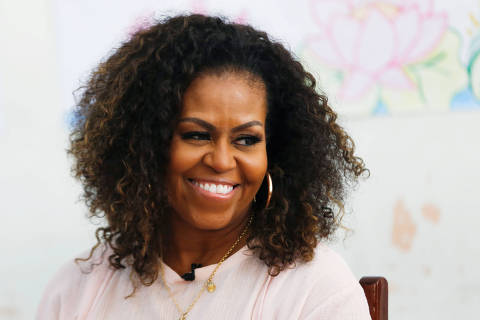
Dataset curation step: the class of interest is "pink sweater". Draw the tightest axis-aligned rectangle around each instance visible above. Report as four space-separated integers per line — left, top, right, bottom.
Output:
37 244 371 319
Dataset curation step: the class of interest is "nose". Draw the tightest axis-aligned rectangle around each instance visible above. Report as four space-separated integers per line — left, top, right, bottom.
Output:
203 139 236 172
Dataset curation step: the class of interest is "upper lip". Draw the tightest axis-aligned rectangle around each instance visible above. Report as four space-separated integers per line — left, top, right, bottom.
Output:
188 178 239 187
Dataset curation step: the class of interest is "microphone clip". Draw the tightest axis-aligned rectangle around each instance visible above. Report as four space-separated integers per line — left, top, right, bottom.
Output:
181 263 202 281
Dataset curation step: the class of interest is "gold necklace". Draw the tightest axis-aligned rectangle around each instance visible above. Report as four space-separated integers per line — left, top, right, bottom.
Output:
160 215 253 320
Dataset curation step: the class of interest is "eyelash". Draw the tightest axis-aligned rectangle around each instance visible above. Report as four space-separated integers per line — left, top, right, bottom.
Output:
181 131 210 141
180 131 262 146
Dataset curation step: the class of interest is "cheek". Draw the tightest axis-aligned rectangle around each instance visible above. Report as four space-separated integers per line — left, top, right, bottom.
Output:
166 139 199 192
240 150 268 188
168 138 200 172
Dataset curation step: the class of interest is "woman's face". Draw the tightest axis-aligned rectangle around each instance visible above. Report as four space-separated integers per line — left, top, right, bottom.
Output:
166 71 268 231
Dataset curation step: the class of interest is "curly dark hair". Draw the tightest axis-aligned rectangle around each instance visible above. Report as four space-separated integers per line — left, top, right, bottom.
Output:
69 14 367 294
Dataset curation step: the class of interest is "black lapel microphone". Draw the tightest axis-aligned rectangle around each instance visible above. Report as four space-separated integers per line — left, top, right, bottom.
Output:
181 263 202 281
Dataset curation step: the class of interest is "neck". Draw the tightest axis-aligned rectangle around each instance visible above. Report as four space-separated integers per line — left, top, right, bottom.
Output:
162 214 250 276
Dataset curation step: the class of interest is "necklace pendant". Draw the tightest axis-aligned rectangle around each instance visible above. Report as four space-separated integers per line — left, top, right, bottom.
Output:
206 280 216 293
179 314 187 320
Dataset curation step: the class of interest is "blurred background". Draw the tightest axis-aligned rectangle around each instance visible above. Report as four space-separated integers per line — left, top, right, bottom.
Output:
0 0 479 319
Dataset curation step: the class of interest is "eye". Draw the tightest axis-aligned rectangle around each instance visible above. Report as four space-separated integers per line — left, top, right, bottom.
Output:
234 135 262 146
181 131 211 141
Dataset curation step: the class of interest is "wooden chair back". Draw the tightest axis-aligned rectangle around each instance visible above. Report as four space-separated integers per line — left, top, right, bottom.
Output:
359 277 388 320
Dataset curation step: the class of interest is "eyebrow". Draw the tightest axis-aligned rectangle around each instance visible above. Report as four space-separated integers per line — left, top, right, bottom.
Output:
178 117 263 132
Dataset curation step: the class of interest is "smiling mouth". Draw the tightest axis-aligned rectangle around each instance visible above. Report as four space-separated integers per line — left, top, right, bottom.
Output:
187 179 239 195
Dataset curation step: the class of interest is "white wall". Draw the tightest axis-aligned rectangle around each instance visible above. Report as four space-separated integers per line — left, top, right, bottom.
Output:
0 0 479 319
0 1 96 319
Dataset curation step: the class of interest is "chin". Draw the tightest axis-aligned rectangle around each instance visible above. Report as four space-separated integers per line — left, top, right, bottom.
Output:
180 206 248 232
193 212 236 231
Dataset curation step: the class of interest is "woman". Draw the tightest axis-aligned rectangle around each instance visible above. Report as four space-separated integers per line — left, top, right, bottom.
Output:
37 14 370 319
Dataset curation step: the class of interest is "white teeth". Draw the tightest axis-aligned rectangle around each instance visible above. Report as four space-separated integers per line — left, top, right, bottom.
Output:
192 180 234 195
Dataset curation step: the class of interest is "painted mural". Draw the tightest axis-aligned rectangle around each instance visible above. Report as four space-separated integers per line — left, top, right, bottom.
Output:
300 0 480 116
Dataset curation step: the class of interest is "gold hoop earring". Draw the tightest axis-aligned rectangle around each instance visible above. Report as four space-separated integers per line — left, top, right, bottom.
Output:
265 172 273 209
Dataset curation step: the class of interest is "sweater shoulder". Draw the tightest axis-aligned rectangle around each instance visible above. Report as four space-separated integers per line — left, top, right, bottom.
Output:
260 243 369 319
36 245 116 319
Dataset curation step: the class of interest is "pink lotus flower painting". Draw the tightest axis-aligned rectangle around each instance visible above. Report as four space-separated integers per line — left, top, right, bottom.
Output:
302 0 471 115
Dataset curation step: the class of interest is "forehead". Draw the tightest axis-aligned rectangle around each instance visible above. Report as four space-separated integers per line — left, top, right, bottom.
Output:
180 72 267 125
